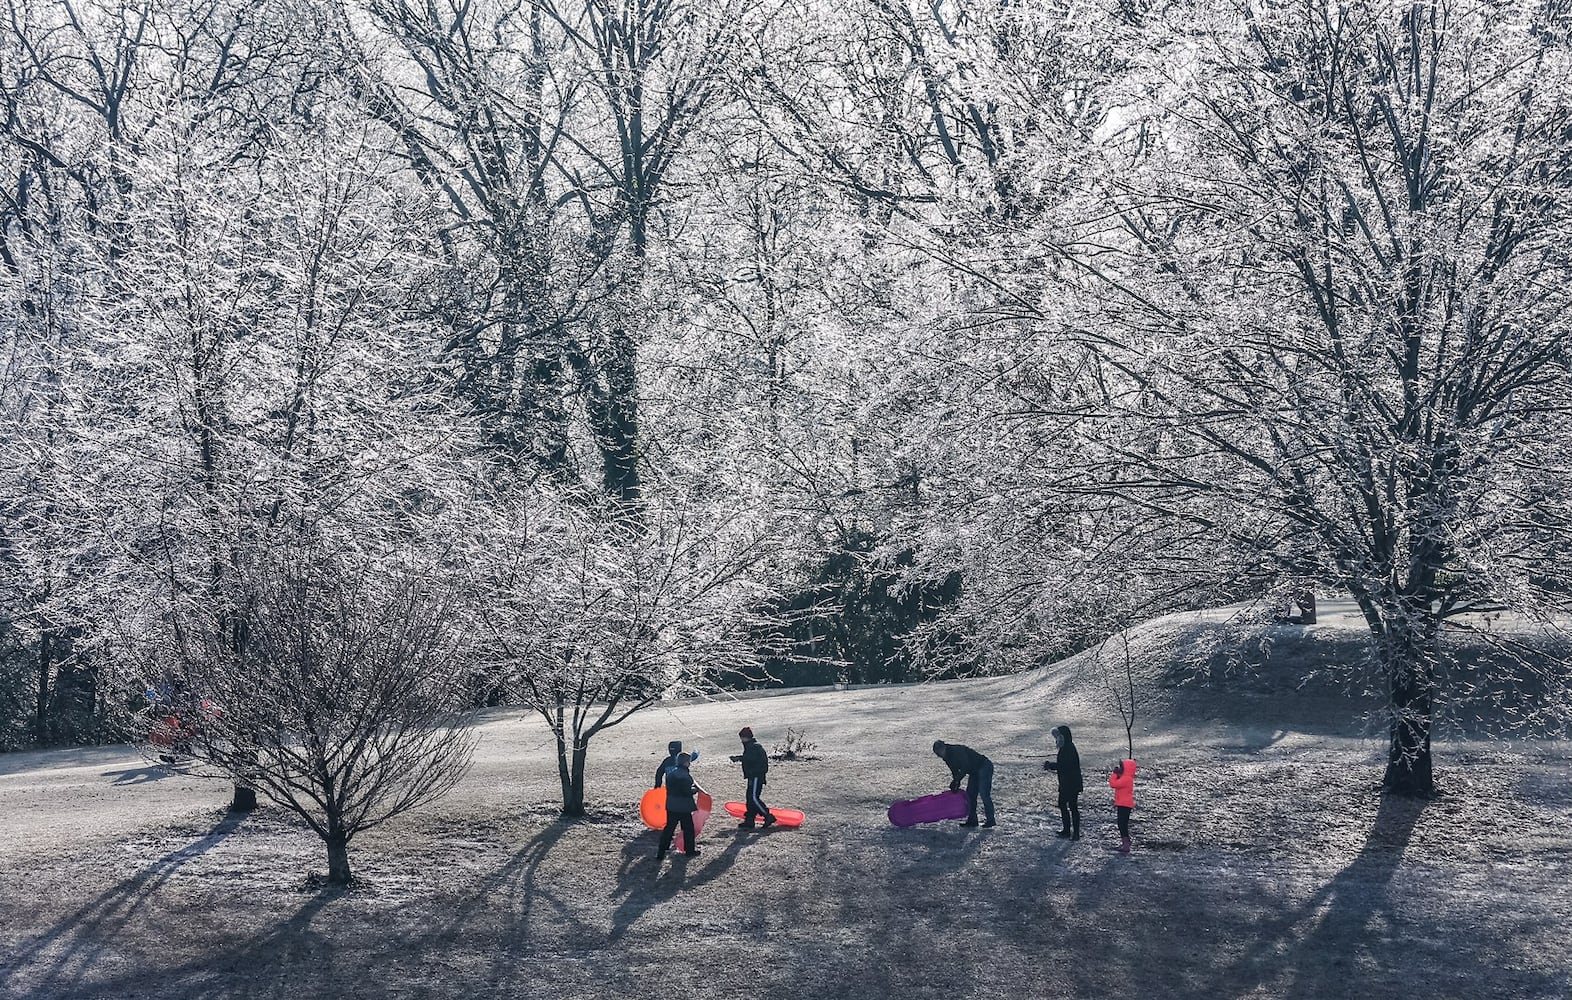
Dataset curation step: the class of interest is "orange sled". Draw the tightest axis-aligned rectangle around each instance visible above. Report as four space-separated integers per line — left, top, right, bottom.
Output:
640 787 712 851
723 801 805 827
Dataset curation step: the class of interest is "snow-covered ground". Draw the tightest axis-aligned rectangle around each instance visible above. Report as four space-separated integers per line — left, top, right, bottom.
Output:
1 622 1568 1000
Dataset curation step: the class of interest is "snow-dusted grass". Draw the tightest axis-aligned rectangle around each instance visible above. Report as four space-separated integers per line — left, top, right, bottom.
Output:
1 622 1568 1000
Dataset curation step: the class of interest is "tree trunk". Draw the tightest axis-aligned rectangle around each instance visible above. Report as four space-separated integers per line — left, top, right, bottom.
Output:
1381 610 1438 796
325 829 352 885
557 730 588 817
554 725 581 816
33 632 52 746
590 327 640 506
230 785 257 812
566 740 589 817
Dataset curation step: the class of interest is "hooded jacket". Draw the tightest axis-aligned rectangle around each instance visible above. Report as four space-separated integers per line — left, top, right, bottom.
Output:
1048 726 1083 795
1109 759 1137 808
654 748 698 788
664 765 699 814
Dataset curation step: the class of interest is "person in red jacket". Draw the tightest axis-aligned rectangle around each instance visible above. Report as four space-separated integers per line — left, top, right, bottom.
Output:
1109 759 1137 854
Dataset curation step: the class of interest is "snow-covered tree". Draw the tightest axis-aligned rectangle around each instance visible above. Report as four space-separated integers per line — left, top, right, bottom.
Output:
1055 1 1572 793
466 484 772 815
166 547 477 885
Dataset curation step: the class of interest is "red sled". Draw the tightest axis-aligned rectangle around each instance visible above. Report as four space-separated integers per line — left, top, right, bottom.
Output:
887 790 970 827
722 801 805 827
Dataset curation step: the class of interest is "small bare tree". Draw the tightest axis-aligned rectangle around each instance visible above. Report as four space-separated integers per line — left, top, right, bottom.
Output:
470 487 771 816
173 550 478 885
1072 626 1141 762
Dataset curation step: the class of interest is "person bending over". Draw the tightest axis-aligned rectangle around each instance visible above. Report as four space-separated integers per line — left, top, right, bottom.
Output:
933 740 996 828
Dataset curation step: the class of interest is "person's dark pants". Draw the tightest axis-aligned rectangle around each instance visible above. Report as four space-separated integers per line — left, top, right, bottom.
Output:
658 811 697 856
965 762 995 824
1116 805 1132 839
1058 792 1080 836
743 777 773 823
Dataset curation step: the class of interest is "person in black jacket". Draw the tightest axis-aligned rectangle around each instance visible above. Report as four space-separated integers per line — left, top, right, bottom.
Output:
729 727 776 828
1042 724 1083 840
654 740 698 789
933 740 996 827
656 753 703 861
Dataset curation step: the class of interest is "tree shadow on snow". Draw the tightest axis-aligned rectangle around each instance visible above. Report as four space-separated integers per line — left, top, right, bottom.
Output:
1056 789 1439 1000
320 816 627 1000
173 888 343 1000
103 765 174 785
801 825 1053 996
173 818 593 1000
1249 792 1431 1000
607 825 747 941
0 809 248 999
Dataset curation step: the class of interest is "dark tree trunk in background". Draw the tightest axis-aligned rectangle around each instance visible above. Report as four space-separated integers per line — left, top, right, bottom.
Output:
34 632 52 745
591 327 641 506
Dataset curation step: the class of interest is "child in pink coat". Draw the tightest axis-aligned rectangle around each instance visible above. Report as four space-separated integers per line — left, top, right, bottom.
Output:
1109 759 1137 854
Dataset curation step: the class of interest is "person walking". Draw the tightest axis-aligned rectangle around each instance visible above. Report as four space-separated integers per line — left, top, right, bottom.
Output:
730 727 776 828
1043 725 1083 840
1109 758 1138 854
656 752 703 862
933 740 995 827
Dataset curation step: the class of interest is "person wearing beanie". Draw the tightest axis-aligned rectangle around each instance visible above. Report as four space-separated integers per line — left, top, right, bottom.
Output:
1109 758 1138 854
1043 725 1083 840
729 727 776 828
656 752 704 862
933 739 996 827
654 739 698 789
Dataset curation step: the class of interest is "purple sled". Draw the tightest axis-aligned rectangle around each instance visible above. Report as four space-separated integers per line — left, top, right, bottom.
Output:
888 790 970 828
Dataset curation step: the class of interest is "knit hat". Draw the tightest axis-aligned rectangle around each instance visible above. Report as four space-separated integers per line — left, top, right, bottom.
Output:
668 740 682 754
932 740 946 756
738 727 754 740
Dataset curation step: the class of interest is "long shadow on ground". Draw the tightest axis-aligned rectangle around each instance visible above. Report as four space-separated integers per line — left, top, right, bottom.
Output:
1224 791 1428 1000
6 801 1565 1000
0 810 248 999
608 826 747 941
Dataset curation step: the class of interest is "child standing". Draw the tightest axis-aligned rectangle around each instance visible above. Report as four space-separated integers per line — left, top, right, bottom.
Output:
657 752 704 862
654 740 698 789
1109 759 1137 854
